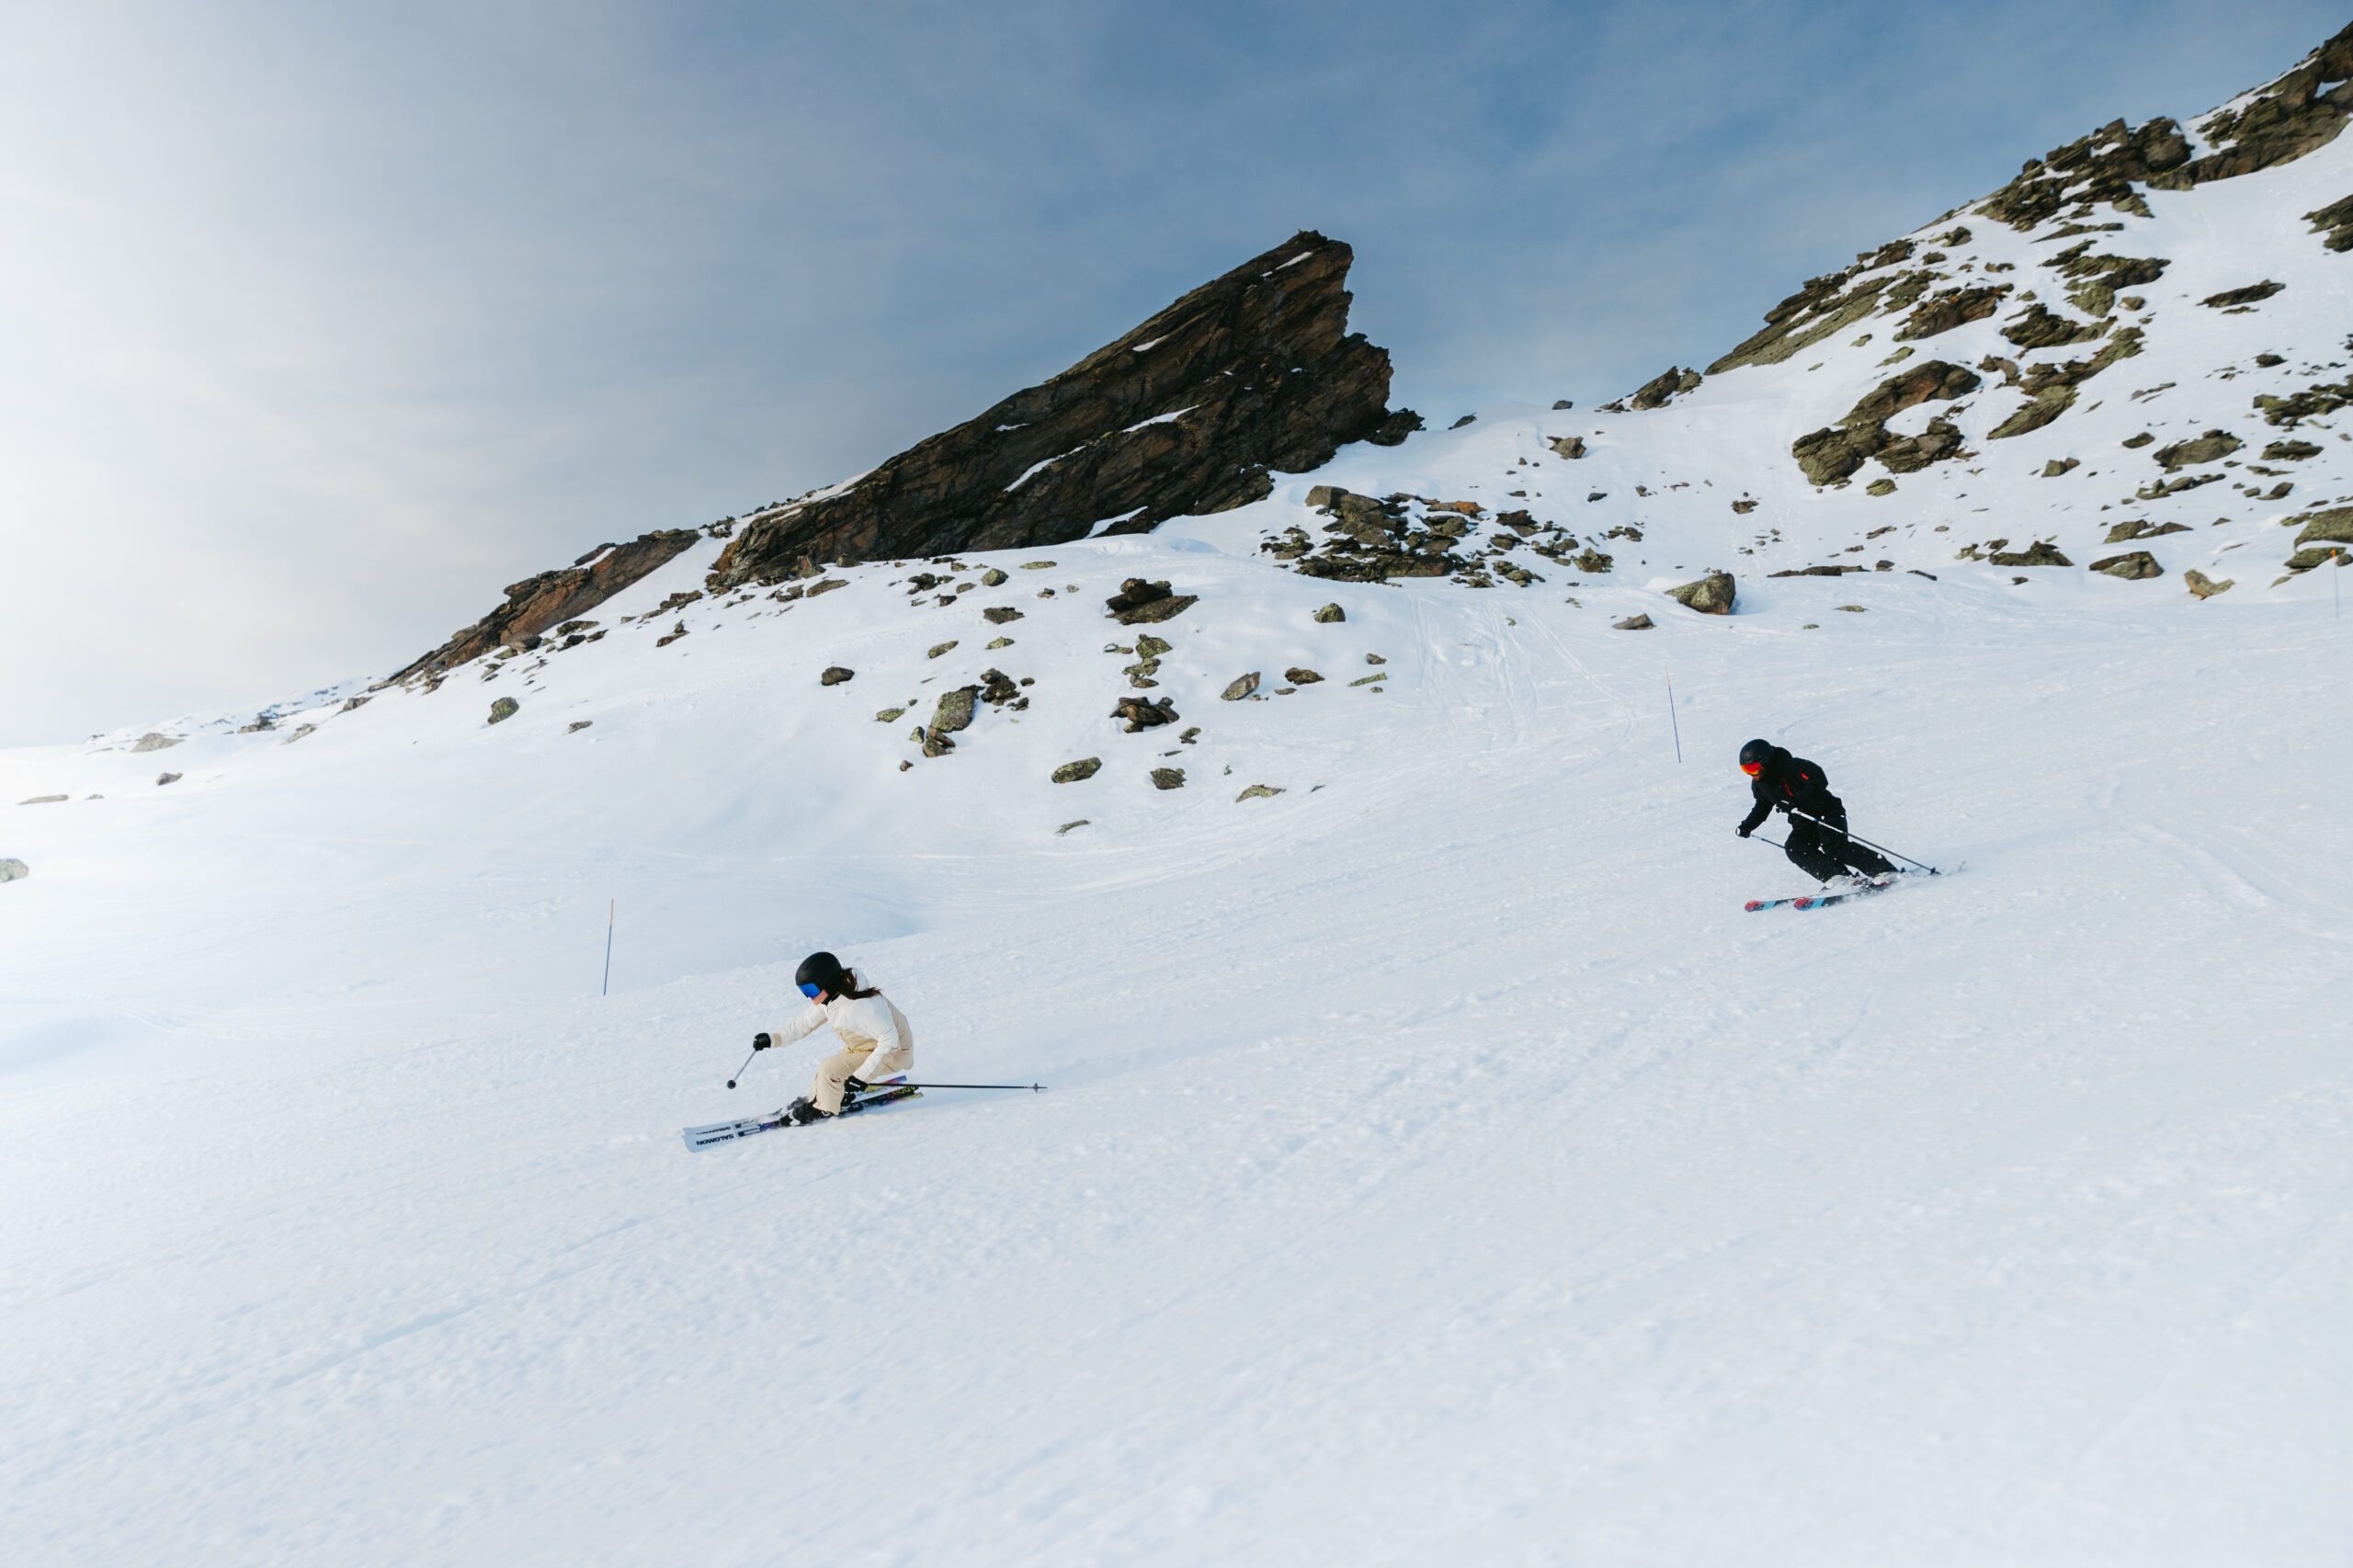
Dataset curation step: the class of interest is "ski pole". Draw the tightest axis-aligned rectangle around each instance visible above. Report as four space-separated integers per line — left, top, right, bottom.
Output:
888 1082 1047 1092
1785 808 1934 872
725 1048 759 1089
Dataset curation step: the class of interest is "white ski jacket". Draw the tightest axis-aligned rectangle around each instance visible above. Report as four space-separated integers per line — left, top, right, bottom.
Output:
772 986 912 1082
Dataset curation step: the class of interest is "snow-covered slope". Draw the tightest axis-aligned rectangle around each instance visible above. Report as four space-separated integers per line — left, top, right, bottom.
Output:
6 30 2353 1568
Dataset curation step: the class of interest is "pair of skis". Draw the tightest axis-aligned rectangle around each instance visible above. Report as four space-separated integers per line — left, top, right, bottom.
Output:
1744 865 1949 914
682 1077 922 1151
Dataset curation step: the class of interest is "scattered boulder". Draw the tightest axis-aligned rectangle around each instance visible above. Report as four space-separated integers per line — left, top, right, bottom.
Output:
2122 431 2154 448
489 697 519 724
1111 696 1180 732
1664 572 1736 614
2265 439 2324 460
986 636 1015 649
155 772 181 785
927 641 959 659
982 606 1024 625
2184 569 2234 598
1220 673 1262 701
821 666 856 686
2290 507 2353 546
1057 819 1089 834
1732 498 1757 514
2106 519 2190 543
1836 605 1868 612
1235 784 1285 801
978 668 1021 706
2200 281 2285 308
0 858 26 882
1313 602 1346 623
1150 767 1187 790
1866 478 1897 496
875 708 906 723
131 733 182 754
980 568 1007 586
1105 578 1197 625
1284 667 1324 684
2152 429 2243 470
1547 435 1586 459
2090 551 2164 579
1020 560 1057 571
2041 458 2080 477
924 686 980 756
1051 757 1103 783
568 721 594 733
1988 541 2072 567
1612 614 1654 631
19 795 66 805
340 695 372 712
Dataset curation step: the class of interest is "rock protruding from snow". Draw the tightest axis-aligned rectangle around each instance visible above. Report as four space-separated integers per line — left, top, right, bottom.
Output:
392 529 699 684
709 232 1415 582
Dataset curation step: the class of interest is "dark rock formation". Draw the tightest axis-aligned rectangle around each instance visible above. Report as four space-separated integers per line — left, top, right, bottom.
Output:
1313 603 1345 623
2254 375 2353 426
1235 784 1285 801
820 666 855 686
392 529 699 683
1283 667 1324 684
2042 242 2168 316
488 697 519 724
2265 439 2323 460
1150 767 1187 790
1220 673 1261 701
1842 360 1981 426
709 232 1412 585
1978 118 2189 230
2150 25 2353 190
2184 569 2234 598
2307 194 2353 251
1986 329 2143 439
1629 368 1703 409
131 733 181 754
2002 304 2109 350
1051 757 1102 783
924 687 980 756
1612 614 1654 631
1895 285 2010 342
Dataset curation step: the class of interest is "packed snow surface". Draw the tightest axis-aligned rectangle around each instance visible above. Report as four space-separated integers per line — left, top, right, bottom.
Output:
11 52 2353 1563
5 512 2351 1565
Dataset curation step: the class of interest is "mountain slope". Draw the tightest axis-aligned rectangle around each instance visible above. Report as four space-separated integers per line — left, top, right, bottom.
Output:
6 25 2353 1568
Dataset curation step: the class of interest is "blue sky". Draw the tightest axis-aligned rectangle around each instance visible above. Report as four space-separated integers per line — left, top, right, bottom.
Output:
3 0 2343 742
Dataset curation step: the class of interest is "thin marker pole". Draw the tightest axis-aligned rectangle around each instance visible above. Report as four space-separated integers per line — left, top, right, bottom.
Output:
1665 669 1682 764
602 900 615 996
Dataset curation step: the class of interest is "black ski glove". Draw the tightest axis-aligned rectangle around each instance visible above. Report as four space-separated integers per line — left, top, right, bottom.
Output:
752 1032 773 1051
1735 824 1751 838
844 1075 870 1095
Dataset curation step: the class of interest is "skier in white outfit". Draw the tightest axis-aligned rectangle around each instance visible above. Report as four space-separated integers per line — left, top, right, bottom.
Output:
751 950 915 1123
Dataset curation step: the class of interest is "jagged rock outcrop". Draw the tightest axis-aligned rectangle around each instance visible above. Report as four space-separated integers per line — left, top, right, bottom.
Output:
708 232 1415 586
391 529 699 683
2151 25 2353 190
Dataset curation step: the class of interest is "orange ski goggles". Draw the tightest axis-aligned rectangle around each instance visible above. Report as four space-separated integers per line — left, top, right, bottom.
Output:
1741 761 1763 776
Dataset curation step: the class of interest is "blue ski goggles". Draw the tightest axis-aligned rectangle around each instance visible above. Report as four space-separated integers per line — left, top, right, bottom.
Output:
798 982 824 998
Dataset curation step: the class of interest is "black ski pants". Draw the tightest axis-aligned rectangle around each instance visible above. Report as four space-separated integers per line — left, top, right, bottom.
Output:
1784 809 1897 882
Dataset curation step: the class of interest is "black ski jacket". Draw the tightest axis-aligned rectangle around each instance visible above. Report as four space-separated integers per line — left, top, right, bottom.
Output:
1739 745 1841 834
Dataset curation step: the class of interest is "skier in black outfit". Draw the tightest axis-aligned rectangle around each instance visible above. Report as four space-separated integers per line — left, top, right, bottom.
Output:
1736 738 1898 885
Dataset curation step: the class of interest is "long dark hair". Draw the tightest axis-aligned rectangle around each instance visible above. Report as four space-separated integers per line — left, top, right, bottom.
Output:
838 969 882 1001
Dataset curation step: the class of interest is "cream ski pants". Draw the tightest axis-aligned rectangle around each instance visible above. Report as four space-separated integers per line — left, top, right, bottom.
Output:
811 1032 914 1114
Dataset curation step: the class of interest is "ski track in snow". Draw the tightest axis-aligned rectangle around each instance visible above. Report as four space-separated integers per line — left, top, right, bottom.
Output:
8 74 2353 1568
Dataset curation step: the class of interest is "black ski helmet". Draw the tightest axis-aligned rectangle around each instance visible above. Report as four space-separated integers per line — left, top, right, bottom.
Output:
795 950 851 996
1739 738 1773 770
